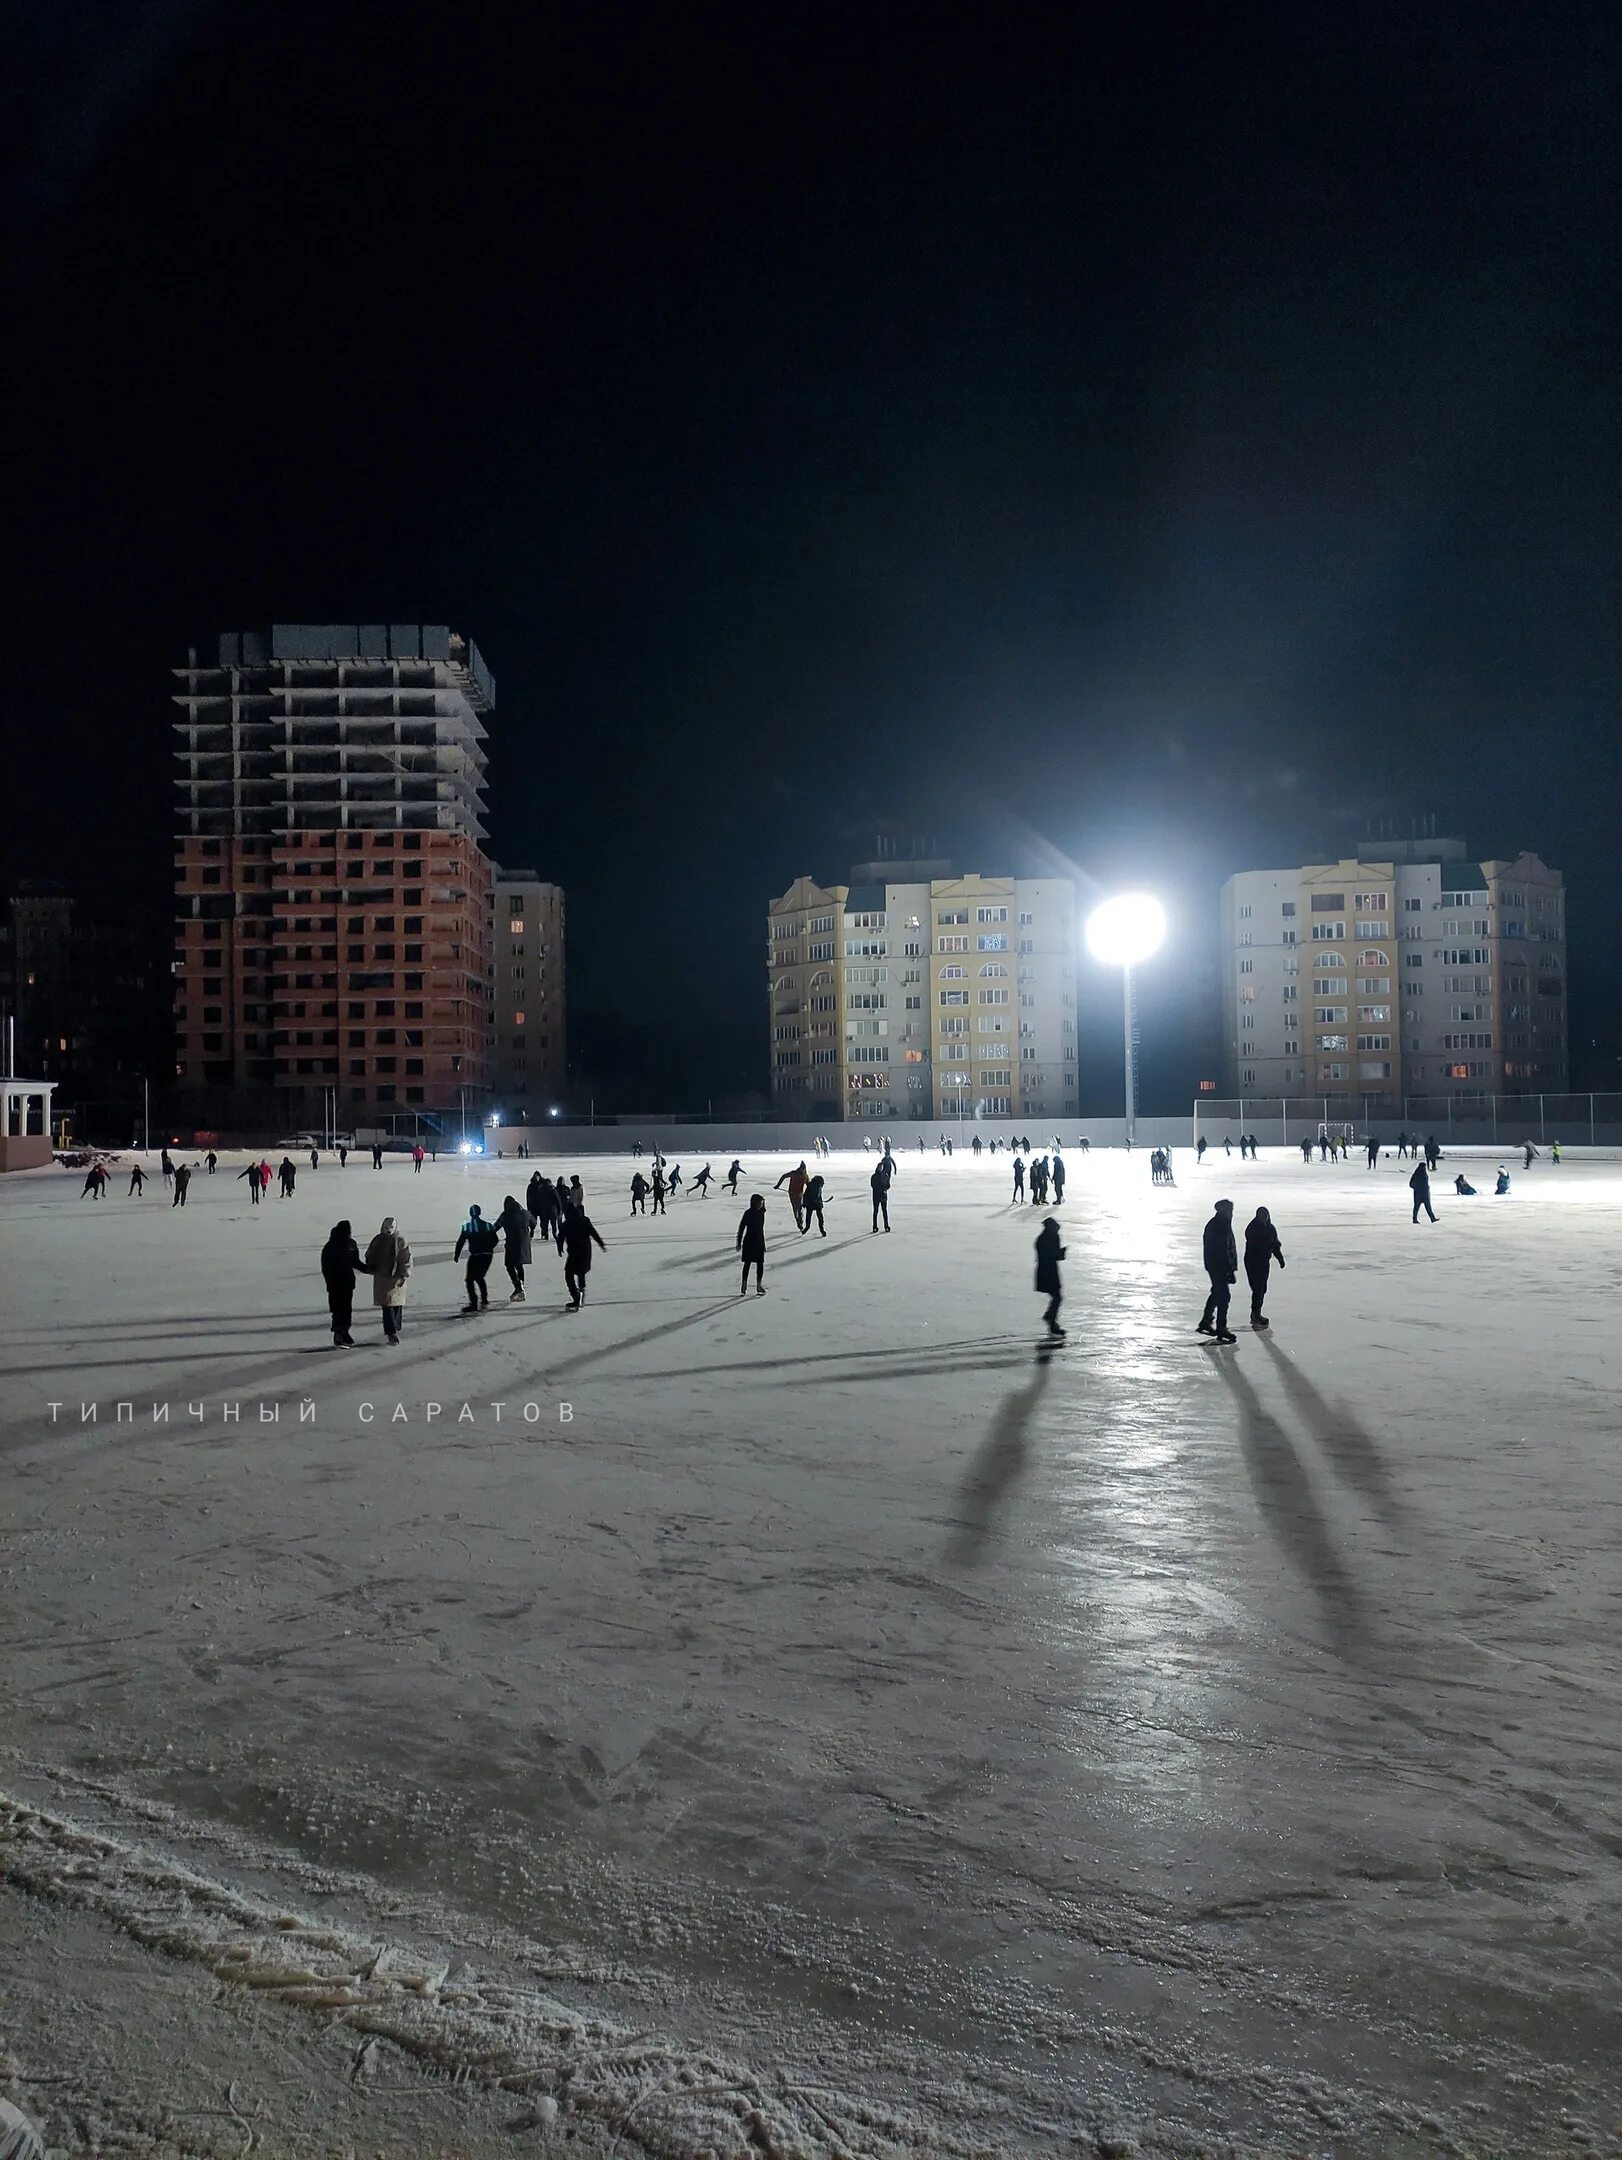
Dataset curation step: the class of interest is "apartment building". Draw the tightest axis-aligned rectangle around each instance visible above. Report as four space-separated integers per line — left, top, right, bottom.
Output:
172 625 495 1125
767 868 1078 1121
491 869 566 1116
1220 841 1567 1103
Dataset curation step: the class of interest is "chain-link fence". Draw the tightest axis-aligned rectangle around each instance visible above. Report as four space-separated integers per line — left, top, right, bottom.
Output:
1193 1093 1622 1147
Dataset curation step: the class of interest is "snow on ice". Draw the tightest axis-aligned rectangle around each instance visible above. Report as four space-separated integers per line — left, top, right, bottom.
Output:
1 1142 1618 2155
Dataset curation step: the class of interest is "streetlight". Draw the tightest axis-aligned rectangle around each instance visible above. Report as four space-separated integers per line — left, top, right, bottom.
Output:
1085 894 1166 1147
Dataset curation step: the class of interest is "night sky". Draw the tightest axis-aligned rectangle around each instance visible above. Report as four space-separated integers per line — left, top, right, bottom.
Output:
7 3 1619 1108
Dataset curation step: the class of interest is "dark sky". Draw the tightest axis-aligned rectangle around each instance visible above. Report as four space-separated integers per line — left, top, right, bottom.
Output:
7 2 1619 1107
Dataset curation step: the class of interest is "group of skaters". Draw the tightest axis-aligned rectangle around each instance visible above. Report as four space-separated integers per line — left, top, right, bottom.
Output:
1196 1133 1263 1162
1195 1199 1286 1342
1009 1149 1067 1205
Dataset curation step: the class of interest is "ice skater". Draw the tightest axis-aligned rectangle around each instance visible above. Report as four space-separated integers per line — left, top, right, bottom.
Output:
1011 1152 1025 1202
320 1220 364 1345
172 1162 191 1207
725 1158 744 1195
1522 1142 1538 1169
1454 1173 1477 1195
372 1142 384 1170
775 1160 809 1228
1366 1137 1380 1167
1299 1137 1312 1163
630 1170 649 1214
1424 1134 1440 1171
412 1144 425 1174
1034 1215 1066 1338
525 1169 548 1228
651 1164 667 1214
205 1150 218 1174
689 1163 713 1197
562 1205 606 1309
1242 1206 1284 1328
736 1191 768 1294
1196 1135 1207 1164
870 1161 891 1233
666 1163 683 1199
127 1164 146 1195
498 1193 531 1300
1494 1166 1512 1196
1410 1158 1436 1224
800 1170 827 1235
309 1147 319 1172
81 1163 107 1199
160 1148 175 1191
279 1156 297 1197
454 1204 498 1309
364 1216 412 1340
1051 1153 1066 1202
237 1161 262 1204
1197 1198 1238 1343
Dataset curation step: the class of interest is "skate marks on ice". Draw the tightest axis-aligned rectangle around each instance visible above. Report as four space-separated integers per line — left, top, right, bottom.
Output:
0 1786 1008 2160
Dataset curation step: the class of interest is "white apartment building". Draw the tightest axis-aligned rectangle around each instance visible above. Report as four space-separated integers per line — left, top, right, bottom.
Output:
1220 842 1566 1104
768 868 1078 1122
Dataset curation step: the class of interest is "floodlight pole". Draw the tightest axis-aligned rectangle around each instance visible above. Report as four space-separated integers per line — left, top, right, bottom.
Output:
1122 962 1138 1145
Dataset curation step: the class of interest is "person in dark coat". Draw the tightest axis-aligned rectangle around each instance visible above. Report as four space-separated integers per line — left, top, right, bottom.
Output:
1197 1199 1238 1341
736 1192 767 1294
1454 1173 1477 1195
172 1162 192 1207
320 1220 364 1345
800 1171 827 1236
128 1164 146 1195
869 1163 891 1233
309 1147 319 1172
552 1176 571 1249
725 1158 744 1195
161 1148 175 1190
630 1171 649 1214
1410 1159 1436 1223
206 1150 218 1174
454 1203 499 1310
1011 1152 1025 1201
81 1164 107 1199
525 1170 548 1229
689 1163 713 1197
279 1156 296 1197
1051 1154 1066 1203
498 1195 532 1299
651 1164 667 1215
1034 1216 1066 1337
562 1206 607 1308
1365 1137 1380 1167
1424 1134 1441 1171
1242 1206 1285 1328
237 1161 262 1204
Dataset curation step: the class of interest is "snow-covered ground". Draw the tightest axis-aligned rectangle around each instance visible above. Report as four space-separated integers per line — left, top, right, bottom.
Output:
1 1143 1618 2157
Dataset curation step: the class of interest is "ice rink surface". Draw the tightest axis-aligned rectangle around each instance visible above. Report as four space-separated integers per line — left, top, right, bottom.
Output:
1 1142 1618 2157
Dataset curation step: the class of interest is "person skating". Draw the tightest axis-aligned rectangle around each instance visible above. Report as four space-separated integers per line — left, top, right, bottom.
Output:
553 1176 571 1249
1196 1135 1207 1164
651 1164 667 1215
1494 1166 1512 1196
412 1144 426 1174
1242 1206 1284 1327
1011 1152 1025 1201
364 1215 412 1341
1299 1136 1313 1163
1410 1158 1436 1224
525 1170 548 1230
1454 1173 1477 1195
371 1142 384 1170
237 1161 262 1204
689 1163 713 1197
1051 1154 1066 1203
562 1206 607 1308
205 1150 218 1174
1034 1215 1066 1338
320 1219 364 1345
279 1156 297 1197
309 1147 319 1172
775 1160 809 1229
81 1164 107 1199
1395 1131 1409 1160
870 1162 891 1233
724 1158 744 1195
1552 1140 1562 1164
1366 1137 1380 1167
1424 1134 1440 1171
172 1162 191 1207
735 1191 768 1294
630 1170 649 1215
530 1175 560 1246
971 1134 982 1157
161 1148 175 1190
498 1194 532 1299
1197 1199 1238 1342
1522 1142 1537 1169
128 1164 146 1196
338 1145 348 1168
800 1171 827 1236
454 1204 499 1310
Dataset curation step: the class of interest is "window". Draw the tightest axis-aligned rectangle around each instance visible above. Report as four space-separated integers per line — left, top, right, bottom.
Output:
1355 1034 1392 1052
1281 901 1296 918
938 935 970 953
508 920 525 937
1353 892 1388 912
1238 904 1252 919
1359 1060 1393 1081
1317 1034 1349 1051
977 933 1008 951
936 909 969 925
939 989 969 1006
1282 985 1297 1003
978 961 1009 978
940 963 967 980
1310 893 1345 911
1403 896 1422 912
978 988 1009 1005
1357 1005 1391 1023
976 906 1008 923
848 911 886 930
808 941 833 962
1019 911 1033 926
1239 958 1254 974
1311 922 1346 941
1354 922 1388 940
810 913 834 933
1441 890 1481 908
844 939 886 959
1322 1063 1346 1082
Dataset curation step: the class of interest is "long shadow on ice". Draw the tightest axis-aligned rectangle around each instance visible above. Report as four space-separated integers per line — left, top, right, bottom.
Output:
1213 1354 1374 1653
944 1347 1055 1567
1256 1334 1411 1534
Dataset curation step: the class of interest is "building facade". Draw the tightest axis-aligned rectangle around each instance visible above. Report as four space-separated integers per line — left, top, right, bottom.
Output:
1220 842 1567 1104
172 626 495 1127
490 869 566 1117
0 885 165 1134
768 869 1078 1122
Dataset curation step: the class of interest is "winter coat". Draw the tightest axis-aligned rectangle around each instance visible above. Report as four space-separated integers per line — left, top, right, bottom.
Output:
1202 1213 1237 1280
803 1174 825 1212
320 1233 364 1294
736 1206 766 1260
455 1215 499 1261
563 1213 606 1269
498 1200 532 1263
1243 1218 1284 1276
364 1225 412 1306
1409 1164 1430 1194
1034 1222 1065 1295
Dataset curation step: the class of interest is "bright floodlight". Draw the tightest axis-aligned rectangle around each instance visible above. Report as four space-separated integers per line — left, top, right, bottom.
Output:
1086 893 1166 968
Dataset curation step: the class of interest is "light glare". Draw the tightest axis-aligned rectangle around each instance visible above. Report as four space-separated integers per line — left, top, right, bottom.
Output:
1086 893 1166 967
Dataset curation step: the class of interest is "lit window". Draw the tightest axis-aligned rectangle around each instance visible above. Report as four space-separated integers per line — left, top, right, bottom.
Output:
509 920 524 935
513 1008 526 1026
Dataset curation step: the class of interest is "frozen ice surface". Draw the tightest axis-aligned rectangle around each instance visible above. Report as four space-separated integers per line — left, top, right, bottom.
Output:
1 1144 1618 2156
